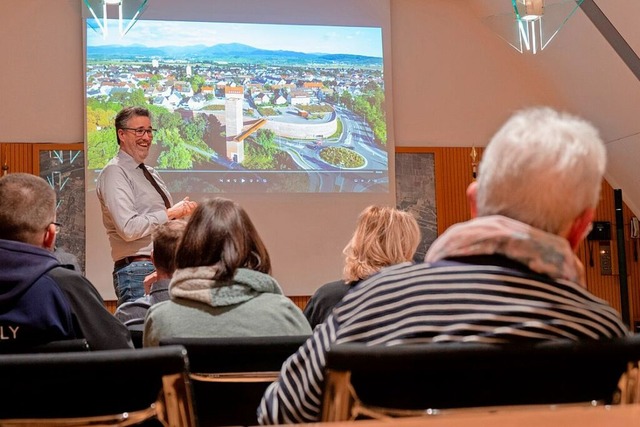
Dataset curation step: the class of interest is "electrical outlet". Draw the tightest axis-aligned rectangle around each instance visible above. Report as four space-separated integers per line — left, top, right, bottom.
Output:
600 242 612 275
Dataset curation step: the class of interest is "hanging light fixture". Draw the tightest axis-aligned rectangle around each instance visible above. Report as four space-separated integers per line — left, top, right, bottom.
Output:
484 0 584 54
83 0 148 39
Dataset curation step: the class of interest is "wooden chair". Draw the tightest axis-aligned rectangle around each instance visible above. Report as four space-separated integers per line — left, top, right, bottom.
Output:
0 345 196 426
321 335 640 421
159 335 309 427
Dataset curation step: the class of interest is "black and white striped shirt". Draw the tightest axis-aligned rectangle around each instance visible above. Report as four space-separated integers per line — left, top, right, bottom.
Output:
258 258 628 424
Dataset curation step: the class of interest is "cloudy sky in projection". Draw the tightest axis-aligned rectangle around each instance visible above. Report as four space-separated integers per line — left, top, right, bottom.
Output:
87 19 383 57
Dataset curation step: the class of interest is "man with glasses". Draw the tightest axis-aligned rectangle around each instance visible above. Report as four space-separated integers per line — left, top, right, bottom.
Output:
0 173 133 350
97 106 197 306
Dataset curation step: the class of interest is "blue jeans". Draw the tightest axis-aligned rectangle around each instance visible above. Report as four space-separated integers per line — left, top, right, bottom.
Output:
113 260 155 306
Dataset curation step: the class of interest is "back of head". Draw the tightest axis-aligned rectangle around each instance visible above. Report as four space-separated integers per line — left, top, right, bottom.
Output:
343 205 421 283
152 219 187 276
175 197 271 280
0 173 56 245
476 107 606 234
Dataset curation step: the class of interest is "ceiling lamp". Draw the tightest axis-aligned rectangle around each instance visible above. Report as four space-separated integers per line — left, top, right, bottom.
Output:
82 0 149 39
484 0 584 54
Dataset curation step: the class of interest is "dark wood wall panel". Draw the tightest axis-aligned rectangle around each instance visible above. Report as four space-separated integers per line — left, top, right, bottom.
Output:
577 180 640 327
1 143 33 174
434 147 482 234
289 296 310 311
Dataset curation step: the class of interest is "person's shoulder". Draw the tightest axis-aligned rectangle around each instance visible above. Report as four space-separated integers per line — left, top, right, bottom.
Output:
114 296 152 325
249 292 297 309
45 266 99 293
46 264 86 280
98 151 138 176
316 279 348 292
311 279 349 301
97 157 126 182
145 299 173 317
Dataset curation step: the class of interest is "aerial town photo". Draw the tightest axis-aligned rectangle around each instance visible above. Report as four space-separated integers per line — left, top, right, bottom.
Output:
86 19 389 193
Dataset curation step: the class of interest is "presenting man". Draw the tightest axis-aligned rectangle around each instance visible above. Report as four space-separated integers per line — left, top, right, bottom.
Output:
257 107 629 424
97 106 196 306
0 173 133 350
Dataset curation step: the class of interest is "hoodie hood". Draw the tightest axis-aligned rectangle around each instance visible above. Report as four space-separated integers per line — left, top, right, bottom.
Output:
169 267 283 307
0 239 60 305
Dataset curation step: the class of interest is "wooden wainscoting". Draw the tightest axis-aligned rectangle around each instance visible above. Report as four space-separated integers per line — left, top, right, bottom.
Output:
289 295 311 311
105 300 117 314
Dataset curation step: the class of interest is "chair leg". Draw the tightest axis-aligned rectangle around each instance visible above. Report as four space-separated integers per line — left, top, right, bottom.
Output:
161 373 198 427
322 370 355 422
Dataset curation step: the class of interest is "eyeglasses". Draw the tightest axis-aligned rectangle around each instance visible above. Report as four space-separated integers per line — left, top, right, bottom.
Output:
49 222 62 234
121 127 157 137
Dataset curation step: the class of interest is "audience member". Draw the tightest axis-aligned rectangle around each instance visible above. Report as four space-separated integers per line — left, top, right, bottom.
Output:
114 219 186 327
0 173 133 350
96 106 197 306
144 197 311 346
54 246 82 273
304 205 420 328
257 107 629 424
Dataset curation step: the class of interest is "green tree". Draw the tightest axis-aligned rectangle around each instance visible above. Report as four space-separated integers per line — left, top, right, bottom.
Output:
188 75 206 94
340 91 354 110
87 107 116 132
156 128 193 169
87 129 118 169
255 129 277 155
148 106 182 130
183 115 206 143
109 89 147 108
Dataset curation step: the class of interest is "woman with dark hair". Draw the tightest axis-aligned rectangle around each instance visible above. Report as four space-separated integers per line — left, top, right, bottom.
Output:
143 197 311 346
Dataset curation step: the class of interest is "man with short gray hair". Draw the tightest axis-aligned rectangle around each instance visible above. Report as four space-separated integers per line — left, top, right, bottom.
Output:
257 107 629 424
0 173 132 350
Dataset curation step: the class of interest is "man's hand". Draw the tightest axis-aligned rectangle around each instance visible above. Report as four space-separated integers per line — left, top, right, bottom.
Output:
167 197 197 220
143 271 158 294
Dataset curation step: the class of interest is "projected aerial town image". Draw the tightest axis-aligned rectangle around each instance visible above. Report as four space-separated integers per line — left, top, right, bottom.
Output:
86 20 388 193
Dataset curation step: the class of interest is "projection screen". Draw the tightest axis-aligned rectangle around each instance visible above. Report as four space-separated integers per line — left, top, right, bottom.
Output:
84 0 395 298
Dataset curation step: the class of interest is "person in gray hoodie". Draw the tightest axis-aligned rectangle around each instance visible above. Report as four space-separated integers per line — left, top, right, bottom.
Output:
143 197 311 346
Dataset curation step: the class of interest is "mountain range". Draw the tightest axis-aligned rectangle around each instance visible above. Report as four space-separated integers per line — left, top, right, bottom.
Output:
87 42 382 67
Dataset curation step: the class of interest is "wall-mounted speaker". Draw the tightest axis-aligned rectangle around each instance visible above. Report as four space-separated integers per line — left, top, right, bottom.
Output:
587 221 611 241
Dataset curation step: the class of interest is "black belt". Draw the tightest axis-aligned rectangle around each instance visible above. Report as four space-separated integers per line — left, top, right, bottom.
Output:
114 255 152 270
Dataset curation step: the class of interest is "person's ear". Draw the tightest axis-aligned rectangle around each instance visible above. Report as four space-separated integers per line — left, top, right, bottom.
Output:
43 224 57 251
466 181 479 218
116 128 124 143
566 208 596 251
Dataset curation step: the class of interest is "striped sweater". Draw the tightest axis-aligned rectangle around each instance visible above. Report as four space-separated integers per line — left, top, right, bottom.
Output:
257 257 628 424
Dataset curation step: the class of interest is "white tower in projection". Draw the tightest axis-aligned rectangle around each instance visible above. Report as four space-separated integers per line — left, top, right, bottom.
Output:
225 85 245 163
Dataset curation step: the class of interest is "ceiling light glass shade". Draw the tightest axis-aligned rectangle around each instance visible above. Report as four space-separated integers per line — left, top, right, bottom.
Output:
483 0 584 54
83 0 148 39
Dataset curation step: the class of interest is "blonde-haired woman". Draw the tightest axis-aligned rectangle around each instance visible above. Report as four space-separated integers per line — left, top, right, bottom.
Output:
303 205 421 328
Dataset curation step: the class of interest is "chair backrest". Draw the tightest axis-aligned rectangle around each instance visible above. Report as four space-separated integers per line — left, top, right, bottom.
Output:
0 338 90 354
129 325 144 348
159 335 309 427
322 335 640 421
0 345 197 426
